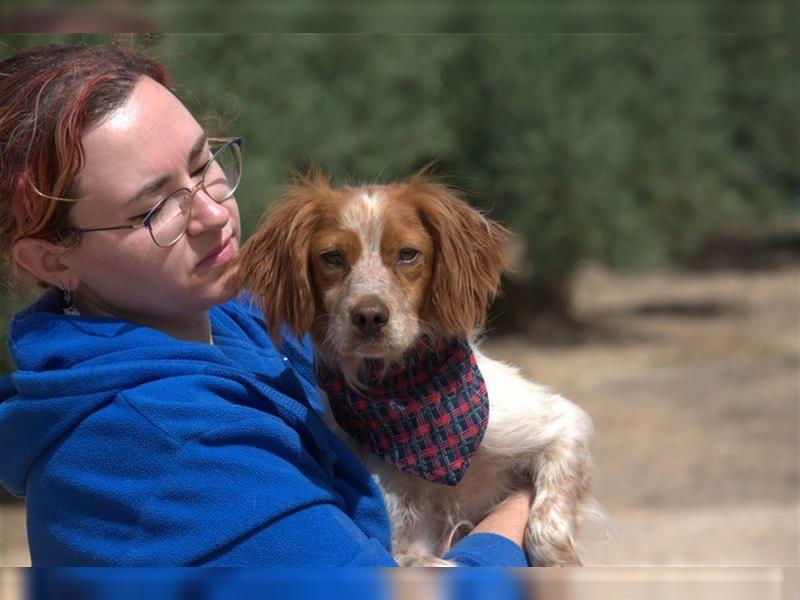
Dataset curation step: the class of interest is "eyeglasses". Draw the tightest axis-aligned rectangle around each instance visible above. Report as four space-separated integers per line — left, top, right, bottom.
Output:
70 137 242 248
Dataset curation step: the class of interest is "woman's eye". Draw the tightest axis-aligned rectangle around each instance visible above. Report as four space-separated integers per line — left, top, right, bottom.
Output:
398 248 421 263
191 160 209 179
321 250 344 267
130 210 151 223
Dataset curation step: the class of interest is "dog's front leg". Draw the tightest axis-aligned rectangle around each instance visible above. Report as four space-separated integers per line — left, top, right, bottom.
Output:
476 350 596 566
525 405 594 566
394 549 457 567
392 516 459 567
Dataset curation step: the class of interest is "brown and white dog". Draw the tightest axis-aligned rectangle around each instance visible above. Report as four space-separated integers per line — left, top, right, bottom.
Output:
233 171 602 566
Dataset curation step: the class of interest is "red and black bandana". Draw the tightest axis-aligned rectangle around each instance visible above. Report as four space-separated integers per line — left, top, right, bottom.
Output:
316 336 489 486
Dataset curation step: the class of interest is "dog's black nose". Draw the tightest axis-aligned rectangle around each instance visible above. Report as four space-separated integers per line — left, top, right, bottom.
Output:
351 299 389 337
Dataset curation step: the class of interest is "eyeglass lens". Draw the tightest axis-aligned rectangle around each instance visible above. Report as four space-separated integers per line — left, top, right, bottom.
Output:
148 141 241 247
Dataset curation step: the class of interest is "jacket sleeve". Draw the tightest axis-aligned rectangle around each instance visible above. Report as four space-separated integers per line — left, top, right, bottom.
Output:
445 533 529 567
117 405 526 567
181 414 528 567
118 406 397 567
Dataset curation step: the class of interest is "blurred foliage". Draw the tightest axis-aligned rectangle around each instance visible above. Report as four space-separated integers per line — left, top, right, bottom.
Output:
0 33 796 371
0 0 787 33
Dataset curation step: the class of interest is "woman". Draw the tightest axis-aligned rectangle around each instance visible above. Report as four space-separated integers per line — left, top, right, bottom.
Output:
0 43 532 566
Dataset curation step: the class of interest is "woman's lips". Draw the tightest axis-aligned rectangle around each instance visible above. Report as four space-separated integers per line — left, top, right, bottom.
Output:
198 238 235 268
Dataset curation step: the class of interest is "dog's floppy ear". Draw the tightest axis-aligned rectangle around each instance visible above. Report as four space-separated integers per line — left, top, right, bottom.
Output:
232 170 334 344
408 176 510 337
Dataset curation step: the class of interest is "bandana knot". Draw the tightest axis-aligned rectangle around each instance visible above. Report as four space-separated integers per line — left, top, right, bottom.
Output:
316 336 489 486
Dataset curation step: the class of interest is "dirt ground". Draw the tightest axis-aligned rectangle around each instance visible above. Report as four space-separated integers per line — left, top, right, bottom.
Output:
484 262 798 566
1 262 797 566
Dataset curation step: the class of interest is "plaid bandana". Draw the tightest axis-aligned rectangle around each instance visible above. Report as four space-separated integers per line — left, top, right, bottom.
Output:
316 336 489 486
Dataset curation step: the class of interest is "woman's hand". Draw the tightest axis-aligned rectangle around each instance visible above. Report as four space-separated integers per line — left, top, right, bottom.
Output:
470 490 533 549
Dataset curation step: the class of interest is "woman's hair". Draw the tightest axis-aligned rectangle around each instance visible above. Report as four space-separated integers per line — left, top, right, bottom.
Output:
0 43 170 281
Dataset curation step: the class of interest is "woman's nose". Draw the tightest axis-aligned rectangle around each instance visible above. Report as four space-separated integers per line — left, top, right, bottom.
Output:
185 187 230 235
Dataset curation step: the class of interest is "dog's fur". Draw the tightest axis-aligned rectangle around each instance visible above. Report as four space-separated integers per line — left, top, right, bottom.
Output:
233 171 603 566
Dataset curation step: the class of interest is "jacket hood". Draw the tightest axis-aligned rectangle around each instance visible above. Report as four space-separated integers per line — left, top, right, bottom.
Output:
0 290 290 497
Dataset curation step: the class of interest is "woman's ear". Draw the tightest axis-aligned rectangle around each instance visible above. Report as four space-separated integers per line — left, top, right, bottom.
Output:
11 237 79 290
409 178 510 337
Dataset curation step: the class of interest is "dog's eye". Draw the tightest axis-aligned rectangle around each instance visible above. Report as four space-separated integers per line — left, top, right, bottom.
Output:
321 250 345 267
398 248 421 263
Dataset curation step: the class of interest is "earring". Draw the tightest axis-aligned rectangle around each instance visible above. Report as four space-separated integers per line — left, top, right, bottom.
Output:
61 287 80 316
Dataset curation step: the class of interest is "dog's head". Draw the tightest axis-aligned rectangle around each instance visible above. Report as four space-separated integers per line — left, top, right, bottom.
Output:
233 170 509 367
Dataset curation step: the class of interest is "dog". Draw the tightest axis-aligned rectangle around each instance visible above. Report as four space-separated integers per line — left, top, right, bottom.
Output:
233 170 602 566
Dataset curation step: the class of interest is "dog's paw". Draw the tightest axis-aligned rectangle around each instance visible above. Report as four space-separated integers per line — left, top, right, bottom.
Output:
525 526 582 566
394 552 457 567
528 544 582 566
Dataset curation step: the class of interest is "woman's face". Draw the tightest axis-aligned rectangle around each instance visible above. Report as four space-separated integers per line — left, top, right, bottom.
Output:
67 76 241 326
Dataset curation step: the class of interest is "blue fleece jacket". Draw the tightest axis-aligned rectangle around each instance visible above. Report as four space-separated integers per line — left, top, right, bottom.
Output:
0 291 527 567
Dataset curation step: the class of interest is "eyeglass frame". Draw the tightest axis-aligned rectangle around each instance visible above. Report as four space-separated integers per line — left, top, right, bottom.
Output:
67 136 242 248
